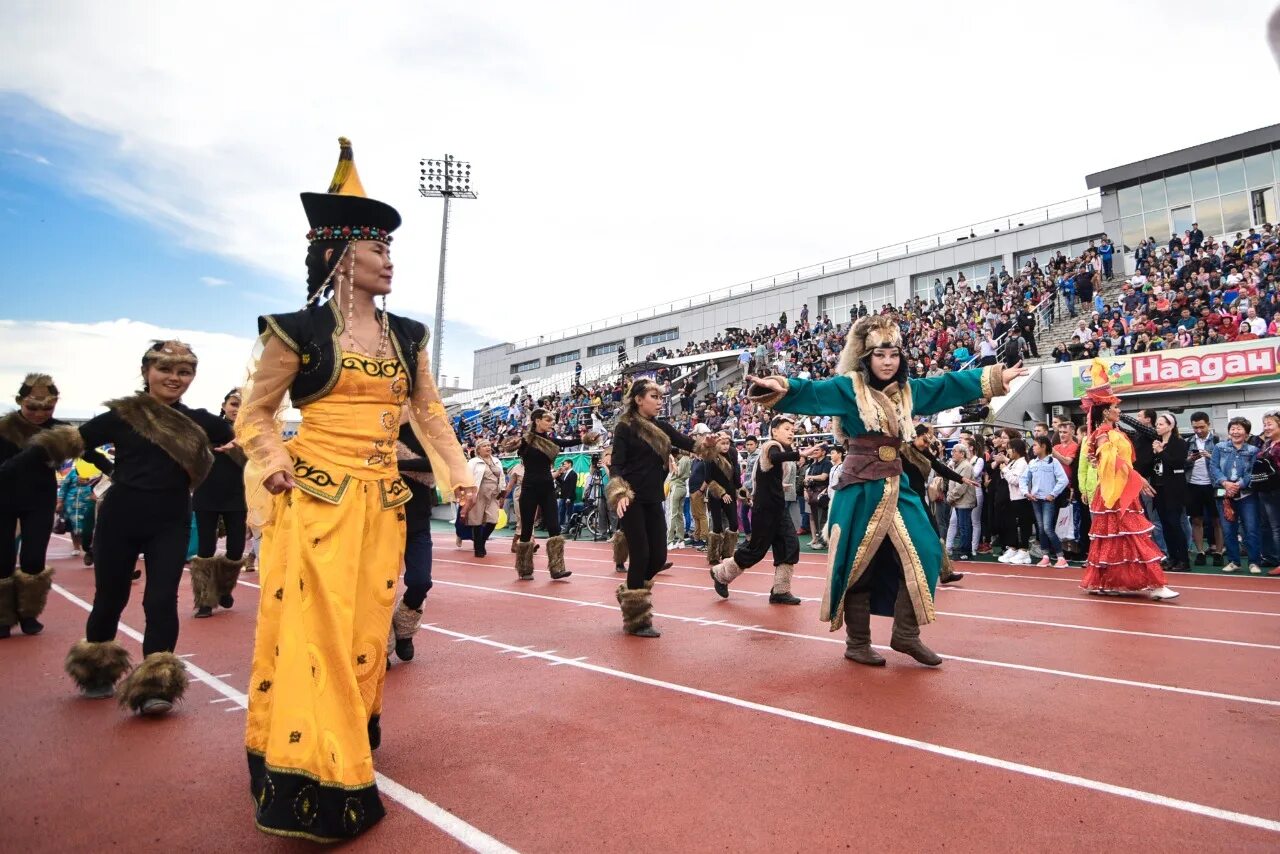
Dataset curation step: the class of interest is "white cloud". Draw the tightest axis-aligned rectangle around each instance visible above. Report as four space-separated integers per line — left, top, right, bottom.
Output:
5 148 50 165
3 0 1278 385
0 319 253 419
200 276 230 287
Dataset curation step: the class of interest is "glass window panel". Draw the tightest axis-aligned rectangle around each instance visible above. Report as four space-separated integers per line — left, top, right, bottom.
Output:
1117 185 1142 218
1144 209 1170 243
1273 146 1280 185
1194 197 1222 237
1244 151 1274 189
1220 192 1250 233
1141 178 1166 211
1170 205 1194 237
1215 157 1245 195
1120 215 1145 252
1252 187 1275 226
1164 170 1192 207
1190 164 1218 199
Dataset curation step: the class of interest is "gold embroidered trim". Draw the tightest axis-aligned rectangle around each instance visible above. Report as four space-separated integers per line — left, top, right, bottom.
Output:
824 473 899 631
291 457 351 504
263 317 299 353
980 364 1007 399
379 477 412 509
819 523 842 628
887 512 935 624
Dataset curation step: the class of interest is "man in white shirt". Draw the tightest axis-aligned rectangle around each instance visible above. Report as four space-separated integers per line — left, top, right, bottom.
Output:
1247 308 1267 337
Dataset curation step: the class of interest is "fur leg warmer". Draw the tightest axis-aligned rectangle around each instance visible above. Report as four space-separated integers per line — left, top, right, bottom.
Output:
15 566 54 619
720 530 739 562
546 535 571 579
64 639 133 693
770 563 795 595
514 540 536 579
189 557 219 610
710 557 745 585
611 531 629 567
616 581 656 634
213 555 245 600
118 651 189 712
0 575 16 628
392 600 422 640
706 530 723 566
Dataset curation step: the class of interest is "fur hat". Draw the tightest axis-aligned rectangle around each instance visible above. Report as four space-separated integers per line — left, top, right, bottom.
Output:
142 340 198 371
835 315 904 377
16 373 58 407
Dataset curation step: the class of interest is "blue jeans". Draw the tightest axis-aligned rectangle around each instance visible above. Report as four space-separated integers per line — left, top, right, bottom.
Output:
1219 493 1262 566
1031 499 1062 557
683 496 692 534
558 498 574 529
402 528 434 608
1065 293 1077 317
952 507 972 556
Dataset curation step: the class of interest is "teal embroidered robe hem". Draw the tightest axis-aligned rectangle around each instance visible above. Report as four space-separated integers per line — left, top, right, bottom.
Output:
773 368 994 631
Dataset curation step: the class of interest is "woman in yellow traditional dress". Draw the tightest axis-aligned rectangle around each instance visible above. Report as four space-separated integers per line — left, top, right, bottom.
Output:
236 138 474 841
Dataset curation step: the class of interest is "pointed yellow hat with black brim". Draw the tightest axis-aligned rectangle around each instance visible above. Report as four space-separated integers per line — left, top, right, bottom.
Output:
301 137 401 244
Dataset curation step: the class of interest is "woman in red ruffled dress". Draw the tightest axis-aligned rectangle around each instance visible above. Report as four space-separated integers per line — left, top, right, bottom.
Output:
1079 359 1179 600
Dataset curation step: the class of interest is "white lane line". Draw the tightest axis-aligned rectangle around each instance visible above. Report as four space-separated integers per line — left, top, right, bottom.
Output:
425 577 1280 708
422 622 1280 835
447 562 1280 651
49 583 518 854
936 585 1280 618
431 533 1280 594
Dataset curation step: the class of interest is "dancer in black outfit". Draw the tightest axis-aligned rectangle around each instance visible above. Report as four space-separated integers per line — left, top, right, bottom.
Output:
389 419 435 662
606 379 700 637
0 374 78 638
190 388 248 618
702 431 743 568
33 341 232 715
513 408 590 581
710 415 816 604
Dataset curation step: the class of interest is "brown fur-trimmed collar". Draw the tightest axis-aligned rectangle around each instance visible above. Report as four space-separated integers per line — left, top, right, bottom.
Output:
701 445 732 478
106 394 213 487
523 430 562 464
617 413 670 461
0 410 41 448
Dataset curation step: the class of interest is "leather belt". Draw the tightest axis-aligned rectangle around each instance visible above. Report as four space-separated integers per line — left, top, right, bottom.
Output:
835 434 903 487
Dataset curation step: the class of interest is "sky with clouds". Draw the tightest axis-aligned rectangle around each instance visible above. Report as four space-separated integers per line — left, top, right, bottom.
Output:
2 0 1279 416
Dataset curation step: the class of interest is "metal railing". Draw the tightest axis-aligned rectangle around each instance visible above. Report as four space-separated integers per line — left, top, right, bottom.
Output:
958 290 1059 371
508 193 1101 350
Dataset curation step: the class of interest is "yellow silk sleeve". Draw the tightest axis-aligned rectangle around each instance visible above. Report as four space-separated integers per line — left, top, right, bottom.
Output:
234 333 298 528
1096 430 1133 509
408 356 473 500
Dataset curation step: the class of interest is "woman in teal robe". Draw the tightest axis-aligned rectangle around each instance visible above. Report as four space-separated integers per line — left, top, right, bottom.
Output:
748 315 1025 667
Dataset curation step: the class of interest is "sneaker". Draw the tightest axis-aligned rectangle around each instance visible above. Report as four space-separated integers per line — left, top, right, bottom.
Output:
1268 567 1280 576
998 549 1015 563
1011 550 1033 565
139 697 173 716
70 549 82 557
1052 557 1069 569
1212 553 1225 567
1036 556 1051 567
1149 586 1181 601
976 543 992 554
1222 562 1239 573
955 554 972 562
1193 552 1206 567
1249 564 1263 575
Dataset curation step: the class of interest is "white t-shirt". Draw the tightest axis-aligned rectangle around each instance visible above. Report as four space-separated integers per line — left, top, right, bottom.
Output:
1248 316 1267 336
1188 436 1211 485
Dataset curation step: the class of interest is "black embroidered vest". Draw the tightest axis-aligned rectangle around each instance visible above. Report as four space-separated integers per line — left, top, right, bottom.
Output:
258 299 429 406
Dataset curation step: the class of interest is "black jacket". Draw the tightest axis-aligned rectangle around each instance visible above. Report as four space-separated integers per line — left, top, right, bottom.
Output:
1152 433 1188 507
520 433 583 485
192 417 247 512
0 414 71 510
1119 415 1157 479
556 469 578 500
259 299 428 407
610 418 695 504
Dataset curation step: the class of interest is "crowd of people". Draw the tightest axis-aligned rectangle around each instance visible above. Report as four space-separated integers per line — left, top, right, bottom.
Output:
1050 226 1280 362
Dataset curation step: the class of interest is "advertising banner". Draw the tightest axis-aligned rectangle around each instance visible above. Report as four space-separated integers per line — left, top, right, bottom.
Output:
1071 339 1280 397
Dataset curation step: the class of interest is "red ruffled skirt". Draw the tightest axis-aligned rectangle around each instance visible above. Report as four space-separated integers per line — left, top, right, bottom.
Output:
1080 493 1167 592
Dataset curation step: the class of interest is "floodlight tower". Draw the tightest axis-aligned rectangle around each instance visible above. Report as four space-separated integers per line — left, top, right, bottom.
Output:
419 155 476 383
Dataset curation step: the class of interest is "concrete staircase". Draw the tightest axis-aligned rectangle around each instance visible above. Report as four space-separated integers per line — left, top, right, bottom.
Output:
1027 279 1129 367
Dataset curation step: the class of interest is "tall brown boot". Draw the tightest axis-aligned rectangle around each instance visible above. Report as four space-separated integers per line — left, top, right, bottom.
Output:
617 581 660 638
546 535 571 579
213 555 246 609
189 557 219 617
611 531 629 572
0 574 16 639
842 590 885 666
514 540 535 580
720 530 739 564
889 584 942 666
705 529 723 566
14 566 54 635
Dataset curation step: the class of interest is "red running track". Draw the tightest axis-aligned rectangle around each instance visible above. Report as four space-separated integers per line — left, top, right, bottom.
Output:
2 531 1278 853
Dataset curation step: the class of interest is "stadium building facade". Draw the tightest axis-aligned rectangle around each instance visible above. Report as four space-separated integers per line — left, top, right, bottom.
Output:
473 125 1280 390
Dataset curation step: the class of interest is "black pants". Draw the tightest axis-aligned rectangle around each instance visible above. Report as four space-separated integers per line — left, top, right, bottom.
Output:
808 497 829 540
519 481 560 540
87 486 189 656
709 496 738 533
620 500 667 589
403 527 433 609
733 507 800 569
0 500 54 578
1004 499 1033 549
471 522 496 555
194 509 247 560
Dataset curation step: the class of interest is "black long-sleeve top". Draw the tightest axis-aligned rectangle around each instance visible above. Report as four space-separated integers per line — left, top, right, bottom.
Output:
1151 433 1189 505
703 450 742 500
192 416 246 512
609 418 695 504
79 403 231 492
396 423 435 534
902 444 964 498
753 443 802 510
519 433 583 485
0 415 71 509
1119 414 1157 478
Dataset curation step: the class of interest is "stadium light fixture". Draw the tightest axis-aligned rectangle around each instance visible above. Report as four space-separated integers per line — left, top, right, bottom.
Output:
419 154 477 383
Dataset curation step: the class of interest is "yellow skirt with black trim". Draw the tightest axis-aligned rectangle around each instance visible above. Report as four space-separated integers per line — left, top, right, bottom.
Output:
245 479 406 842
